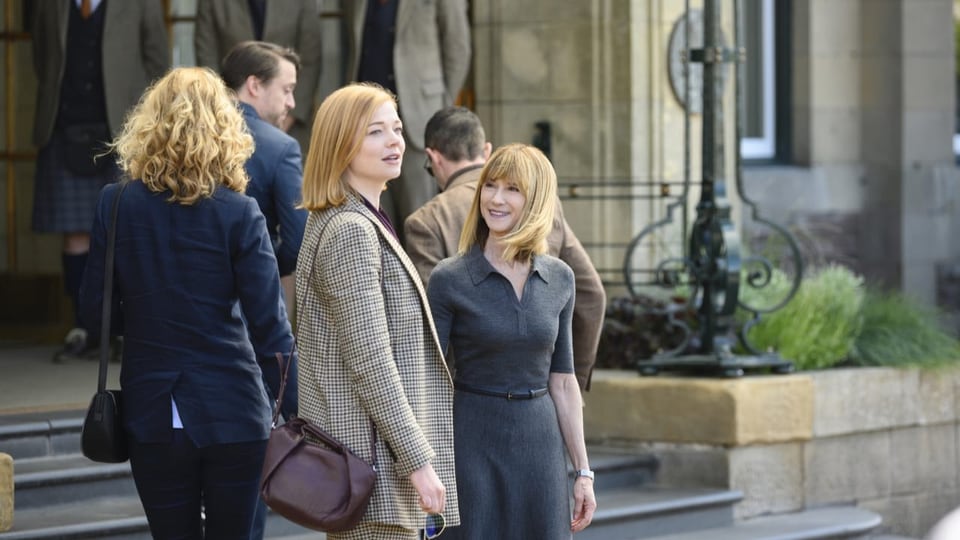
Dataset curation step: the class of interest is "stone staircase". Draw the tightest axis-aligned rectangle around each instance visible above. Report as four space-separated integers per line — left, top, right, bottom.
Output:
0 410 901 540
0 410 315 540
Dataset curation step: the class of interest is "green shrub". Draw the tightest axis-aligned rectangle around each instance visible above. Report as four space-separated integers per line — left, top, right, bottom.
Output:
596 263 960 372
740 264 864 370
848 290 960 368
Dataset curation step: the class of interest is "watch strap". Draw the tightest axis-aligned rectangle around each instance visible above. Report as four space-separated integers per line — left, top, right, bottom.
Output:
575 469 595 480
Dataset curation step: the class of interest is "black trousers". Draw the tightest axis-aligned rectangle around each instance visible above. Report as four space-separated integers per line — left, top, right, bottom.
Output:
128 430 268 540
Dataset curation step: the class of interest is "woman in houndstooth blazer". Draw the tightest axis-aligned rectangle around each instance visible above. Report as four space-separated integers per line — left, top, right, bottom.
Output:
295 83 459 540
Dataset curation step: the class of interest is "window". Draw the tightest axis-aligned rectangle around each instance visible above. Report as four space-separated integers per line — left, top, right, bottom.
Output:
167 0 198 67
740 0 776 160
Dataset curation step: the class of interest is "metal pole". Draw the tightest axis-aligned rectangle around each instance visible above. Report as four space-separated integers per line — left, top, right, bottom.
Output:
631 1 796 376
691 0 725 354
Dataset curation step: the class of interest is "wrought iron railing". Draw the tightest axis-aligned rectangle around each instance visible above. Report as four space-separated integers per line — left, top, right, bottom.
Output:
617 0 803 377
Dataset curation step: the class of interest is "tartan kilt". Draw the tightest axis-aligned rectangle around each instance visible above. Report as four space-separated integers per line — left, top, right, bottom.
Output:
32 132 121 234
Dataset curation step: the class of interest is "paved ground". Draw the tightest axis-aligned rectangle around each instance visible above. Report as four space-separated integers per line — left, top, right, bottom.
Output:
0 342 118 415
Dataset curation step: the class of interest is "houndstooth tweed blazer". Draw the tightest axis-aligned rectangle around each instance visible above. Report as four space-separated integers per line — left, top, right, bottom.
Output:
295 192 459 530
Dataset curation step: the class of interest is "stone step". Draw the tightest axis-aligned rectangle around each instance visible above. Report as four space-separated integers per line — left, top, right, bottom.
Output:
0 412 666 539
14 455 135 509
5 441 315 539
0 411 83 460
639 505 883 540
0 493 316 539
0 496 150 540
577 486 743 540
0 411 661 486
583 446 659 488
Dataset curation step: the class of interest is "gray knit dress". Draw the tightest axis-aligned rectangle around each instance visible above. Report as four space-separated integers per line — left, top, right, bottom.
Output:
427 245 576 540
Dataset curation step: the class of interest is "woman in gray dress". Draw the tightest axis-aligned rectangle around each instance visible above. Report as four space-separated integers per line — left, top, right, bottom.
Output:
427 143 597 539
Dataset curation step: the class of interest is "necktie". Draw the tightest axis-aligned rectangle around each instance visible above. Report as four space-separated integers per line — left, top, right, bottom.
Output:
80 0 91 19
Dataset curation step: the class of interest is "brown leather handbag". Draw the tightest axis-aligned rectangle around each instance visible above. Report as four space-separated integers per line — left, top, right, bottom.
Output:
260 350 377 532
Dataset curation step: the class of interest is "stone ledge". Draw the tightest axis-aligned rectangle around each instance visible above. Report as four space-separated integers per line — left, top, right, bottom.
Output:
811 367 960 437
584 370 814 446
0 452 11 532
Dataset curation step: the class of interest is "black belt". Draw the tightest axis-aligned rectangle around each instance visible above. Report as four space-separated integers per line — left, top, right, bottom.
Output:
454 382 548 400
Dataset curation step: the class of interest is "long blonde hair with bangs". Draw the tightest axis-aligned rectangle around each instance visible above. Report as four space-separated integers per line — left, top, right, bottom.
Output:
301 83 397 211
458 143 557 263
111 67 253 205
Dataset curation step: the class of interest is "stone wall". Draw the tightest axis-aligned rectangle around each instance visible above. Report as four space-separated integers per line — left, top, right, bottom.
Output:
584 367 960 537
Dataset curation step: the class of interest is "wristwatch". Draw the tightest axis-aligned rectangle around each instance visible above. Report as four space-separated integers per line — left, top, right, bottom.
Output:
574 469 595 481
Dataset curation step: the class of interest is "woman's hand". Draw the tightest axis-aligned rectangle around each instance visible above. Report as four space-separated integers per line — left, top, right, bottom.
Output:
409 462 446 514
570 476 597 532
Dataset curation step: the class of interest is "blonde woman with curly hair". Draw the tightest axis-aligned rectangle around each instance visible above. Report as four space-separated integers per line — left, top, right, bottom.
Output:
79 67 295 539
426 144 597 539
296 83 458 539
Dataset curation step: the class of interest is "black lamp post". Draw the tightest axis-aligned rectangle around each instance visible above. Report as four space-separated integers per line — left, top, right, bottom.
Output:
623 0 802 377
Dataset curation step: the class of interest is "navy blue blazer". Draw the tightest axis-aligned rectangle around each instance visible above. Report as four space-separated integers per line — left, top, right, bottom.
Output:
79 181 295 447
240 102 308 277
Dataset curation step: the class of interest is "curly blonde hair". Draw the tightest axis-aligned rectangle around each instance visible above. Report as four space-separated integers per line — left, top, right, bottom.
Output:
301 83 397 211
459 143 557 263
111 67 253 205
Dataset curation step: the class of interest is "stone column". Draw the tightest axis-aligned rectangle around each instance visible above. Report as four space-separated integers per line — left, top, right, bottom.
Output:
860 0 957 302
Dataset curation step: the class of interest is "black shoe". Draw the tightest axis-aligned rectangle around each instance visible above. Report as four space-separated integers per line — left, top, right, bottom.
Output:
52 328 100 362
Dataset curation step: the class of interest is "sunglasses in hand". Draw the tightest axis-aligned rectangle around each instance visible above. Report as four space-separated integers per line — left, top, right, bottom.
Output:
425 513 445 538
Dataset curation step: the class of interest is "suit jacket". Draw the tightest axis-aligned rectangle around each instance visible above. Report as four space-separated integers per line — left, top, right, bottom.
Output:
404 166 608 390
295 192 459 529
79 181 295 447
239 102 308 276
343 0 471 150
31 0 169 146
195 0 323 129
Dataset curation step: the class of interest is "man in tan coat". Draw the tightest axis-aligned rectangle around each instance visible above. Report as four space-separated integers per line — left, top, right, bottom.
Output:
404 107 607 390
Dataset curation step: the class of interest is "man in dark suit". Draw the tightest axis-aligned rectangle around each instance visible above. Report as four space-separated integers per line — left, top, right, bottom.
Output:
343 0 471 246
221 41 306 539
31 0 169 361
404 107 607 391
222 41 307 282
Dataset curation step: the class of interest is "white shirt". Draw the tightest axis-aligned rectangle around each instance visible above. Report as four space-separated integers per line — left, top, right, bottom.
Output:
171 397 184 429
74 0 104 13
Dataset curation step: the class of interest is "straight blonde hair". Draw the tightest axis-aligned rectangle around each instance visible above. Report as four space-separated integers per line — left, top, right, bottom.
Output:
111 67 253 204
458 143 557 263
301 83 397 211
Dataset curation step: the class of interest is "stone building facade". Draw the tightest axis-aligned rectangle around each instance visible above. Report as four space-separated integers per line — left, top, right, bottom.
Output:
2 0 957 309
473 0 959 316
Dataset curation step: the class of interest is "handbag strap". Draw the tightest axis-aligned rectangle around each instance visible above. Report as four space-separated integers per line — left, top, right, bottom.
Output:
272 346 378 469
97 181 129 393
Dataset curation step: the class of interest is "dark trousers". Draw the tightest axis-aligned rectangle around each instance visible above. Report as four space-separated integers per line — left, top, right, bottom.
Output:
128 430 268 540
